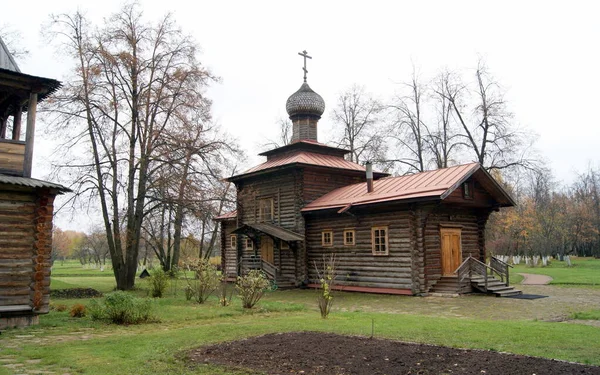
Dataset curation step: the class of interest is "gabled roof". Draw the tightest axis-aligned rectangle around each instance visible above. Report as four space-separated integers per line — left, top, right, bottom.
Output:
228 150 388 182
302 163 515 212
0 175 70 193
214 210 237 221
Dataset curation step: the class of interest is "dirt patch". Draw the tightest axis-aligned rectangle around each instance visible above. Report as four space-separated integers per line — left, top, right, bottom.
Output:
519 273 553 285
189 332 600 375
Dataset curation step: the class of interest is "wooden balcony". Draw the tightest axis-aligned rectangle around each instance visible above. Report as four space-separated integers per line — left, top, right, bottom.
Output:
0 139 25 176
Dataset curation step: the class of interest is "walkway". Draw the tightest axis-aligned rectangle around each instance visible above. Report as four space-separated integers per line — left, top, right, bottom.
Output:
519 273 553 285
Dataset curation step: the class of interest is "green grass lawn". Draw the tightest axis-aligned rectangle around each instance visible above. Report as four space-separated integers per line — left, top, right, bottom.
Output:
2 261 600 374
511 257 600 286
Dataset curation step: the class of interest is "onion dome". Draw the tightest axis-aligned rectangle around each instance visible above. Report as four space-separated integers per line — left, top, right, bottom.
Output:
285 82 325 118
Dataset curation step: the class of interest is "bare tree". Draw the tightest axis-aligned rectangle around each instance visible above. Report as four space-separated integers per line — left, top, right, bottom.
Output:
388 69 429 172
428 70 461 169
0 24 29 62
331 84 386 165
438 60 535 172
262 117 292 149
44 5 216 289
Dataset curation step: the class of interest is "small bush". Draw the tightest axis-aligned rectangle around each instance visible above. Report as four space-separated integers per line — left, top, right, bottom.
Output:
184 259 223 303
69 304 86 318
314 254 337 319
236 270 270 309
148 268 170 298
53 303 68 312
88 291 155 325
219 280 233 306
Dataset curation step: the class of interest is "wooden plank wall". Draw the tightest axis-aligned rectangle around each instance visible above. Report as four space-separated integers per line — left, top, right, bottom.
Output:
305 210 415 292
423 205 487 291
236 171 302 284
0 140 25 175
303 169 364 204
0 186 55 314
220 221 238 279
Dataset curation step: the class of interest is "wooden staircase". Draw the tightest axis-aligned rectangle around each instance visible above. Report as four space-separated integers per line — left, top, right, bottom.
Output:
242 256 296 289
430 256 522 297
470 275 522 297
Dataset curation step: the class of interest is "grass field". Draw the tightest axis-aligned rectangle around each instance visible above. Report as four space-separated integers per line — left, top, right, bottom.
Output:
511 256 600 286
1 260 600 374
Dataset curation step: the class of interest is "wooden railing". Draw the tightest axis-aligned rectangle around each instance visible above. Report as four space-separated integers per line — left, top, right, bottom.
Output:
490 256 513 286
455 256 511 292
242 255 278 281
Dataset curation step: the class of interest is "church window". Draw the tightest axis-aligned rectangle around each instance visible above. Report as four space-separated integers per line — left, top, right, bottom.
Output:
259 198 274 222
371 226 389 255
229 234 237 250
344 229 355 246
322 230 333 247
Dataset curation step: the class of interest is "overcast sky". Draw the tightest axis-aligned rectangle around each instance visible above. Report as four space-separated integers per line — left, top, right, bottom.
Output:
4 0 600 230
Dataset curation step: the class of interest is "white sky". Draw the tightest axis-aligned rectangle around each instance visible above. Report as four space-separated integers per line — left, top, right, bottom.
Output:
4 0 600 231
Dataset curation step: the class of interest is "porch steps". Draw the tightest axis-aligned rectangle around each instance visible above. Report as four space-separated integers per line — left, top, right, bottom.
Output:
430 276 522 297
429 276 461 295
470 276 522 297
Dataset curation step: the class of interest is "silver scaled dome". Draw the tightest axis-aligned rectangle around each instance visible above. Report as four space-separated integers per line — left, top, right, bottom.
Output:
286 82 325 118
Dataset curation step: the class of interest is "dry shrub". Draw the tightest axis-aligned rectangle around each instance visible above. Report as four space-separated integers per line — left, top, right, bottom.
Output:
314 254 337 319
69 304 86 318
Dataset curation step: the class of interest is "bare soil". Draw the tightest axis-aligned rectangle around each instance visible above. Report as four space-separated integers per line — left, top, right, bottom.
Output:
189 332 600 375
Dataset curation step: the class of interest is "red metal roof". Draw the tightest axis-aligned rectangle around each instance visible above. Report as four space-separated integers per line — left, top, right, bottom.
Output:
237 151 367 177
302 163 488 212
214 210 237 221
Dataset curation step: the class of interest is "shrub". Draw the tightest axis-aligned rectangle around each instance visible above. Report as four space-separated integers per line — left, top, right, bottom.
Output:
148 268 170 298
236 270 270 309
314 254 337 319
53 303 68 312
88 291 154 325
69 304 86 318
184 259 223 303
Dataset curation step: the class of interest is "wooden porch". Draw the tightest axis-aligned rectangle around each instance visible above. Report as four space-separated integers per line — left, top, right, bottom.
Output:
429 256 522 297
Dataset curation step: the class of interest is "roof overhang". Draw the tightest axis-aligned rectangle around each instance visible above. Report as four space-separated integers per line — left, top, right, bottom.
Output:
227 162 387 183
232 222 304 242
0 175 71 194
258 140 349 158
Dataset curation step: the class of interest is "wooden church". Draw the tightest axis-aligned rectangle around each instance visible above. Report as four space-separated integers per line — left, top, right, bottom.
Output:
0 37 69 328
216 52 518 296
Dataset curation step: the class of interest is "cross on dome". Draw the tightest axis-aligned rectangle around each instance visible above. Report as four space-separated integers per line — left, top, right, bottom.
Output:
298 50 312 82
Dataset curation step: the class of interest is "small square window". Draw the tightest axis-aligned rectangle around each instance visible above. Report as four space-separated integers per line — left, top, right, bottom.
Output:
229 235 237 250
371 226 389 255
322 230 333 247
343 229 355 246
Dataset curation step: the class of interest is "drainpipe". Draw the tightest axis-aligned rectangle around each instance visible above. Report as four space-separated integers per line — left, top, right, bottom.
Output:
366 161 373 193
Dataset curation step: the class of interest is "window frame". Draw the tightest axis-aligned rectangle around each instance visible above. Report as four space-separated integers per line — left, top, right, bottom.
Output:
343 229 355 246
280 241 290 250
229 234 237 250
371 226 389 256
258 197 274 222
462 181 474 200
321 230 333 247
245 237 253 250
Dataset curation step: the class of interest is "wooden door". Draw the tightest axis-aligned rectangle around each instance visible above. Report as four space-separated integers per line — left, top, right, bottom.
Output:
260 236 274 264
440 228 462 276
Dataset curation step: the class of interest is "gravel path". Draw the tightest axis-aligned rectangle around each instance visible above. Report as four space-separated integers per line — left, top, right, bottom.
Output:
519 273 553 285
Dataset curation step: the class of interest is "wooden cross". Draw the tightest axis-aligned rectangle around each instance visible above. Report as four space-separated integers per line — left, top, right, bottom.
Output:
298 50 312 82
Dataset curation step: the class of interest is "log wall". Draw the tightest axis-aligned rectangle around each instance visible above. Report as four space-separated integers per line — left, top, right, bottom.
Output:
305 210 416 292
0 185 56 328
422 205 489 291
220 220 238 279
0 140 25 176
